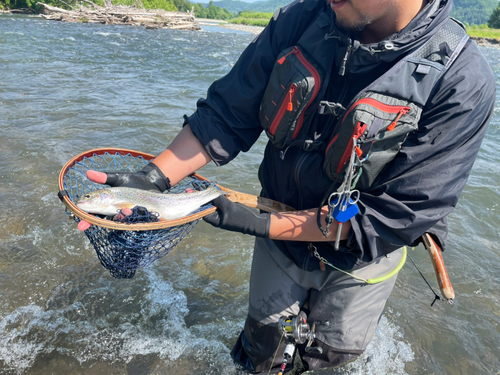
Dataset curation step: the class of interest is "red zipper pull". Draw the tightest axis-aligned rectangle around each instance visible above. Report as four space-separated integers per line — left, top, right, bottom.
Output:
355 146 363 158
287 85 296 111
278 48 297 65
387 107 410 131
278 47 300 65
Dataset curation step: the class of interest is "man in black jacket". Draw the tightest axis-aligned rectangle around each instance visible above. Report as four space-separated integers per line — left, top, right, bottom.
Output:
85 0 495 372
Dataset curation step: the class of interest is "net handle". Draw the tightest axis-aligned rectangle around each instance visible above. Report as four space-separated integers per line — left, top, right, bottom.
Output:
58 148 295 231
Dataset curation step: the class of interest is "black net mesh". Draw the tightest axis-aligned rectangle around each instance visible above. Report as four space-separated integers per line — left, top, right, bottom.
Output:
61 151 213 279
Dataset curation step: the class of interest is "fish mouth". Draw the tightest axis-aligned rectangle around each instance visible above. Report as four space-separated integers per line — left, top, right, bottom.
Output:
77 201 112 215
77 199 136 217
76 201 95 213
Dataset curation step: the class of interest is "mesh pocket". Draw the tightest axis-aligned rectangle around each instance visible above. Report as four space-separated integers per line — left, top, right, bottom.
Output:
259 46 324 149
324 92 422 187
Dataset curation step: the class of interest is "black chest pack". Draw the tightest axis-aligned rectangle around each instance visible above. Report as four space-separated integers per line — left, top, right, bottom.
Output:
258 13 469 191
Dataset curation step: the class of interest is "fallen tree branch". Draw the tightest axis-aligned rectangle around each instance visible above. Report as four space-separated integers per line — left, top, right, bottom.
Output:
37 2 199 30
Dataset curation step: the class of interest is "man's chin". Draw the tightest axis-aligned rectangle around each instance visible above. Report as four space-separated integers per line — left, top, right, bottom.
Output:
334 17 371 35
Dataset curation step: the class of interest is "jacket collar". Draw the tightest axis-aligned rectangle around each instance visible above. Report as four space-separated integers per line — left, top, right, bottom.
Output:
328 0 452 75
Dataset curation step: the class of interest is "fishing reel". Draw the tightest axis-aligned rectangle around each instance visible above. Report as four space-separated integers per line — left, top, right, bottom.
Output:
278 311 323 354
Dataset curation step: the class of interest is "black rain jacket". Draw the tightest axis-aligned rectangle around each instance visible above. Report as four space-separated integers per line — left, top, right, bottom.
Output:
185 0 496 271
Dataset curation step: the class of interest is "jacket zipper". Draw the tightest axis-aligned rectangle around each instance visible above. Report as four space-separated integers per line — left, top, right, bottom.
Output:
269 47 322 138
338 42 353 76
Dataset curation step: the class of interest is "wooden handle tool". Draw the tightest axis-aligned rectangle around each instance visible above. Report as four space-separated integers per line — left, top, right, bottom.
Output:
421 233 455 304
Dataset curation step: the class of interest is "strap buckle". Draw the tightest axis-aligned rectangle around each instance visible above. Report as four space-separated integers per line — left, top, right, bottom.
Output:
303 139 313 151
318 101 345 117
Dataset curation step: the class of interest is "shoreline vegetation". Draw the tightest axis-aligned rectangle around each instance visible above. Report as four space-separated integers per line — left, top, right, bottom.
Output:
1 6 500 46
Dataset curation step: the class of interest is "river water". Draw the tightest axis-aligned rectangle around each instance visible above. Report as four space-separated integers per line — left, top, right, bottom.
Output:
0 14 499 375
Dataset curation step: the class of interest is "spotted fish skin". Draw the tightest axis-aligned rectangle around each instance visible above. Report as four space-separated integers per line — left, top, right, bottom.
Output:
76 186 223 220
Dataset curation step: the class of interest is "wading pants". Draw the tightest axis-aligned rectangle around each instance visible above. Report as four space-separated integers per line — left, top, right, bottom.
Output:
231 237 403 374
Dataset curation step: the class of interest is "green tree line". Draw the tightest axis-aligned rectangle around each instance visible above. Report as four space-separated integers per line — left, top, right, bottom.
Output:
1 0 37 8
193 0 232 20
451 0 498 26
488 5 500 29
0 0 233 20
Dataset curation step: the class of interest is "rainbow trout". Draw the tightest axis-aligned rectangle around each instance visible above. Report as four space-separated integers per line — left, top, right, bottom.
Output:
76 186 224 220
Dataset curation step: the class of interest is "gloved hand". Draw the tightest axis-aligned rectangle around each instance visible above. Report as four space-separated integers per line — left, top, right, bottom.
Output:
87 162 171 192
78 162 171 231
203 196 271 237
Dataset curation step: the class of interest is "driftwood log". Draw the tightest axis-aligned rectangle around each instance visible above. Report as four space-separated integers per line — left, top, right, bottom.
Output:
37 1 200 30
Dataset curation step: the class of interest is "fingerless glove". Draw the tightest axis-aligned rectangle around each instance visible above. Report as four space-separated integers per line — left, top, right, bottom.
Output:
106 162 171 192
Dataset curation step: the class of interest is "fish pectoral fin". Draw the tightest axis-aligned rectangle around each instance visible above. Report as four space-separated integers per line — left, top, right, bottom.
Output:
115 202 137 211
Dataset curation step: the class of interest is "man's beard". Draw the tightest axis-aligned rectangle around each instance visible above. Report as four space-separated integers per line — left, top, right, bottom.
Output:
335 13 372 34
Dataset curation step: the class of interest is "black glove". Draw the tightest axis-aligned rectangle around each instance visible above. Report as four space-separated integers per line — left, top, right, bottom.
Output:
106 162 171 192
203 196 271 237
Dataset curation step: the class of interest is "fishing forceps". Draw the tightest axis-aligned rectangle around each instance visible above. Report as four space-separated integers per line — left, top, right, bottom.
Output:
328 138 360 250
328 188 360 211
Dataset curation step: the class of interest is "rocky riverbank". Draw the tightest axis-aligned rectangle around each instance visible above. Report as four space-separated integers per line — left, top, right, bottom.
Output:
218 23 264 35
196 18 264 35
471 36 500 47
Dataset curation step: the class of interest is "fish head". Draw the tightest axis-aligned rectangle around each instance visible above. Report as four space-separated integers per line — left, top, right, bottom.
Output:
76 189 122 216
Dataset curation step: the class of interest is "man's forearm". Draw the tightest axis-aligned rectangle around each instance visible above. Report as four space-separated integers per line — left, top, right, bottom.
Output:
269 207 352 242
152 124 213 186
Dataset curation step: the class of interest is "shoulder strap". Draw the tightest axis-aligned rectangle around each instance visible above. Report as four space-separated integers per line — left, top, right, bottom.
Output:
362 18 469 106
411 18 469 84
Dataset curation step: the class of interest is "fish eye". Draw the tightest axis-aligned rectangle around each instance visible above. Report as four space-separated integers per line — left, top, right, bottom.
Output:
84 194 91 199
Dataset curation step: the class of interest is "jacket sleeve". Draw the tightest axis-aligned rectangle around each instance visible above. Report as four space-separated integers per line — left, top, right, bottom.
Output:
184 0 326 166
350 40 496 260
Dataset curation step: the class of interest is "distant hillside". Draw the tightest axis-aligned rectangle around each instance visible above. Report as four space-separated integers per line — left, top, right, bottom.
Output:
451 0 498 25
208 0 498 25
211 0 266 13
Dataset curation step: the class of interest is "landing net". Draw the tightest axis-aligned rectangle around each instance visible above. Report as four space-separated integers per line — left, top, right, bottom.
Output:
58 148 216 279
